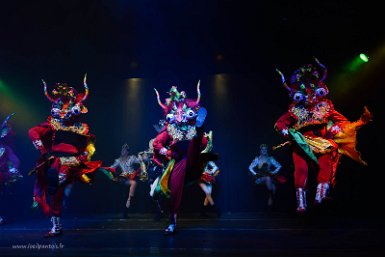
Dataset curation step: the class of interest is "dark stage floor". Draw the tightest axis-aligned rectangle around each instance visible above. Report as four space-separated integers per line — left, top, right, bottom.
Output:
0 211 384 257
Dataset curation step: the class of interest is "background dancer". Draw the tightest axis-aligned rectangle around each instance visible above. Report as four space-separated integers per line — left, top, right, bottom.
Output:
249 144 284 208
198 149 221 217
109 143 144 218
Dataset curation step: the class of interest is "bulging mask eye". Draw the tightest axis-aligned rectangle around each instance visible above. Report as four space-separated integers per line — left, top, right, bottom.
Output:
51 108 60 116
186 109 195 119
315 88 328 97
71 105 81 115
166 113 175 123
293 92 305 102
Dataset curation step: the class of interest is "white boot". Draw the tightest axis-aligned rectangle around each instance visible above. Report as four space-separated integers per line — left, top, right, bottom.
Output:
296 188 307 213
164 213 177 235
44 216 62 237
314 182 330 204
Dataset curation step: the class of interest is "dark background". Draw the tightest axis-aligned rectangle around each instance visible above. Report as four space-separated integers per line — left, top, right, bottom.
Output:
0 0 383 219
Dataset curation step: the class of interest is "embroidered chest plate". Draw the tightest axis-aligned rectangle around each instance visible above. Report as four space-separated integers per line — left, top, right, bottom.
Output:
167 124 197 142
50 118 89 135
290 101 332 130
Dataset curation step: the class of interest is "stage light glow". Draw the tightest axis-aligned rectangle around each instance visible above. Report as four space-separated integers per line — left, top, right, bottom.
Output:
359 53 369 62
127 78 142 100
125 78 144 138
213 74 229 96
0 79 40 127
216 53 224 62
345 53 369 72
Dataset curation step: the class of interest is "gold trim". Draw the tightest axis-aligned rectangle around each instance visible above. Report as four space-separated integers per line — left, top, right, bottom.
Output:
50 119 88 135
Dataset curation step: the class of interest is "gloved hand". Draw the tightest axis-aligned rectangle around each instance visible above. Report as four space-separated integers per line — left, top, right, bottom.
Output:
159 147 168 155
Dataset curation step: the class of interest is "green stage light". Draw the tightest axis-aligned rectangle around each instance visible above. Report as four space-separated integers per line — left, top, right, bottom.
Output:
359 53 369 62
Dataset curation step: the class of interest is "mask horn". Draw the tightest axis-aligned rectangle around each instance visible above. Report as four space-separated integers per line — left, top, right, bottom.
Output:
42 79 55 102
276 69 292 92
154 88 167 111
195 80 201 105
314 57 327 82
82 73 89 101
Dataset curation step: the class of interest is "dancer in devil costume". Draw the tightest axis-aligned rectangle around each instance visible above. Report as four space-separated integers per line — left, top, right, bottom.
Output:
28 75 114 237
152 82 209 235
0 113 22 224
274 58 372 213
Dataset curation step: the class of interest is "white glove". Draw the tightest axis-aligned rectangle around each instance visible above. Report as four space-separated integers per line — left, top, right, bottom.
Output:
159 147 168 155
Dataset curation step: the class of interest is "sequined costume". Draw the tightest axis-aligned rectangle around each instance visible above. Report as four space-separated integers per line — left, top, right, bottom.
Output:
200 161 219 184
198 152 221 217
249 150 282 185
152 82 209 234
110 146 141 180
109 144 147 213
28 75 114 237
249 144 284 207
274 58 372 213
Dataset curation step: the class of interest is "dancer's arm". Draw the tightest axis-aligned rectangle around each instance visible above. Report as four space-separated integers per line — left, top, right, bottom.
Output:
248 157 259 176
269 157 282 175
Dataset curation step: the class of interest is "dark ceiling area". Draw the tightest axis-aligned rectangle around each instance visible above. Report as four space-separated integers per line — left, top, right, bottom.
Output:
0 1 383 79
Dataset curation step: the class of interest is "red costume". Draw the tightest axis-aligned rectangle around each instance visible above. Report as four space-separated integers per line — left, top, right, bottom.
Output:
28 75 113 237
152 82 209 234
274 59 372 213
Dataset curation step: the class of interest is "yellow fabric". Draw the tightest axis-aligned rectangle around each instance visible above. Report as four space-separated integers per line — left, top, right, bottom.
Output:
80 174 91 184
304 136 338 154
159 159 175 196
86 143 96 160
201 130 213 153
334 120 367 165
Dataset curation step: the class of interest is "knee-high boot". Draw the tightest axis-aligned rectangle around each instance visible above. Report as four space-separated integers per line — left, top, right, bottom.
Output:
296 188 307 213
44 216 62 237
314 182 330 204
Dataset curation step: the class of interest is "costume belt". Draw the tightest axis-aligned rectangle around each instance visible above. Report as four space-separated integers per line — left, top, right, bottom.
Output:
59 156 80 166
304 136 338 154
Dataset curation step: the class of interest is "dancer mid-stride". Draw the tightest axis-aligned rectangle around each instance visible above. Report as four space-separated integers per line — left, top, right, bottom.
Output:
198 131 221 217
152 82 210 235
28 75 114 237
109 144 147 217
198 156 221 216
274 58 372 213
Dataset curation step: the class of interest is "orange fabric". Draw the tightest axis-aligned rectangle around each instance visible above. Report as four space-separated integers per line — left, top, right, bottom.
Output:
333 107 372 166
